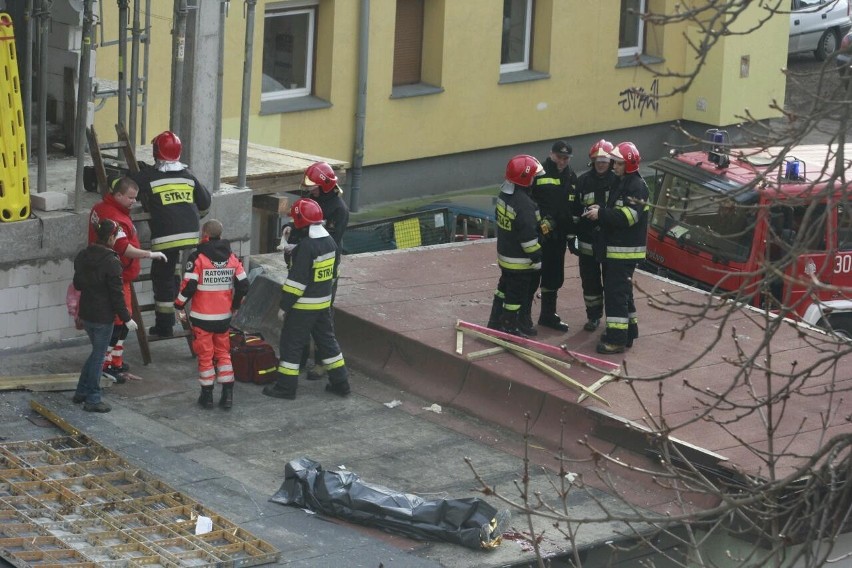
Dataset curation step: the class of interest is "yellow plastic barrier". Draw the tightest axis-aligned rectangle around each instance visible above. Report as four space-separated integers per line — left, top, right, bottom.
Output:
0 13 30 222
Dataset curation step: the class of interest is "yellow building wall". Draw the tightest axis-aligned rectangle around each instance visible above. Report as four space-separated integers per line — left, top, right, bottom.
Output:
93 0 784 167
681 7 788 125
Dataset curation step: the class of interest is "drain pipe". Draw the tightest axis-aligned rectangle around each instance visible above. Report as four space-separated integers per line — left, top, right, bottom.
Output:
23 0 33 161
128 0 141 148
237 0 256 190
73 0 94 211
140 0 151 141
212 0 229 193
117 0 128 132
36 0 51 194
169 0 188 133
349 0 369 212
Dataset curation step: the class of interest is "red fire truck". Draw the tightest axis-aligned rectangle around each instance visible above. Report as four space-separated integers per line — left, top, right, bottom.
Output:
645 131 852 337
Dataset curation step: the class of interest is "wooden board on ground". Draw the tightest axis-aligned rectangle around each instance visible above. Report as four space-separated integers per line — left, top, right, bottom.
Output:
0 373 112 392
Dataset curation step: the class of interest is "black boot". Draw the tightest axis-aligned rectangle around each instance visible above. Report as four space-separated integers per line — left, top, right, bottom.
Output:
627 322 638 348
499 311 526 337
262 374 298 400
197 385 214 409
538 291 569 332
518 305 538 337
219 382 234 409
486 296 503 330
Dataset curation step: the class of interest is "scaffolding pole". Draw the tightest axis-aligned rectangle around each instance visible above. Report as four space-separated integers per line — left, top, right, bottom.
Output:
73 0 95 211
170 0 188 134
237 0 256 189
128 0 141 149
36 0 51 194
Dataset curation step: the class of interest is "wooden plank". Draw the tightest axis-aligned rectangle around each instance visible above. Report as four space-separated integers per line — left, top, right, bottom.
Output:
456 324 573 372
457 319 619 372
513 352 609 406
0 373 112 392
466 346 505 361
577 373 618 404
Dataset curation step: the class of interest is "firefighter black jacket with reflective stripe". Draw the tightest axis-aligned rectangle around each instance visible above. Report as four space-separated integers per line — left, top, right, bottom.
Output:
132 164 213 251
531 157 576 231
599 172 649 262
280 225 338 312
573 168 618 254
496 183 542 272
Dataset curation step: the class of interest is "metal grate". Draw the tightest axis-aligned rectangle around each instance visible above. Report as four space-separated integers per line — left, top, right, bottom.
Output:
0 436 280 568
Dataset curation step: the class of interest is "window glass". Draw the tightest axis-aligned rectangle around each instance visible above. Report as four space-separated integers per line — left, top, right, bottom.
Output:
393 0 424 86
619 0 645 57
501 0 532 73
262 7 315 100
838 203 852 251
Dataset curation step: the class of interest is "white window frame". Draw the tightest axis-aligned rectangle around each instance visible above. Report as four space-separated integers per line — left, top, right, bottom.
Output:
261 4 316 102
500 0 533 74
618 0 646 58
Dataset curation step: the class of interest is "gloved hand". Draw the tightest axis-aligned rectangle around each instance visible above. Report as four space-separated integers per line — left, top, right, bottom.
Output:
149 251 167 262
567 237 579 256
277 226 296 253
539 217 555 240
277 309 286 322
176 310 188 323
125 319 138 332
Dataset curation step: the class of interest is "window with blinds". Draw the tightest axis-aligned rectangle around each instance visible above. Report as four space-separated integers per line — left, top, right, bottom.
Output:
393 0 424 86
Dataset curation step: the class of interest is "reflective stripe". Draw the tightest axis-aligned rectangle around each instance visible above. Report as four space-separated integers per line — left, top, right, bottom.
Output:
498 255 537 270
277 362 300 376
617 205 640 226
154 301 175 314
184 272 199 281
189 311 232 320
152 234 200 251
197 283 233 292
520 238 540 253
536 177 561 186
606 245 645 260
217 364 234 373
293 296 332 310
504 303 521 312
315 251 336 263
200 368 216 379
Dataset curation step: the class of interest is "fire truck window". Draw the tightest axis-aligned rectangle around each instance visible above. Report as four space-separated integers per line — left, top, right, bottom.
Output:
839 204 852 251
792 204 827 251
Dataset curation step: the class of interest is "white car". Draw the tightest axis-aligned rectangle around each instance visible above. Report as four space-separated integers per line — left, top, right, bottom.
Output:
788 0 852 60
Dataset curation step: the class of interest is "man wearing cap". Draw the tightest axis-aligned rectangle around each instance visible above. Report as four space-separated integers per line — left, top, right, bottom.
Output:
530 140 578 334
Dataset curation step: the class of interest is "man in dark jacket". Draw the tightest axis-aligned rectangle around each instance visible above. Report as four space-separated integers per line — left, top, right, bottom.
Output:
132 131 212 338
263 198 351 401
73 219 138 413
530 140 577 334
487 155 543 337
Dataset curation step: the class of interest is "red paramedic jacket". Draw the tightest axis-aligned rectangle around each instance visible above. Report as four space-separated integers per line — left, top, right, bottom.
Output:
174 238 249 333
88 193 142 282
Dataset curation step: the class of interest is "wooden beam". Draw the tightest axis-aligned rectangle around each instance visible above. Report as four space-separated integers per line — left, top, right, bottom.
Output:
0 373 112 392
514 353 610 406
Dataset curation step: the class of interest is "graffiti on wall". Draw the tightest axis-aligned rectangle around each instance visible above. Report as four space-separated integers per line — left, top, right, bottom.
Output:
617 79 659 117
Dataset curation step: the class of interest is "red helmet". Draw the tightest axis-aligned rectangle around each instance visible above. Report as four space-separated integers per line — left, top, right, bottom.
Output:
589 139 614 161
303 162 338 193
609 141 641 174
505 154 544 187
152 131 182 161
290 198 324 229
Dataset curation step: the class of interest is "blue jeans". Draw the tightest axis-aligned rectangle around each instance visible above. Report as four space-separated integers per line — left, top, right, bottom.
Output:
77 320 113 404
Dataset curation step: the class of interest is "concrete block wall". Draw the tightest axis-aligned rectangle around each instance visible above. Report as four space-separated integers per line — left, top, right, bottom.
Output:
0 184 252 354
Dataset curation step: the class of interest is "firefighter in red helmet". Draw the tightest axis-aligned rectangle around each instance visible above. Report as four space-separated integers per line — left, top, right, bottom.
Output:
263 198 351 400
298 162 349 381
582 141 649 354
132 131 212 338
487 155 543 336
571 139 618 332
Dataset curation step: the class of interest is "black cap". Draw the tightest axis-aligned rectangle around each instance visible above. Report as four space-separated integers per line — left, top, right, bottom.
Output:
551 140 572 156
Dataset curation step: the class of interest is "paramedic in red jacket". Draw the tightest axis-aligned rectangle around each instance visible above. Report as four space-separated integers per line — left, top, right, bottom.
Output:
174 219 249 410
88 177 166 379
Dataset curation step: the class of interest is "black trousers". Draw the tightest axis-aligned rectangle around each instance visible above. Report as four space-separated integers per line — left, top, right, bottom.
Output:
539 233 566 292
149 248 183 329
496 269 538 313
602 261 636 346
578 253 606 321
276 308 349 395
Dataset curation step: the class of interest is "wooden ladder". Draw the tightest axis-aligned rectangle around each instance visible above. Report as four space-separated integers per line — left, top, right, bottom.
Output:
87 124 194 365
